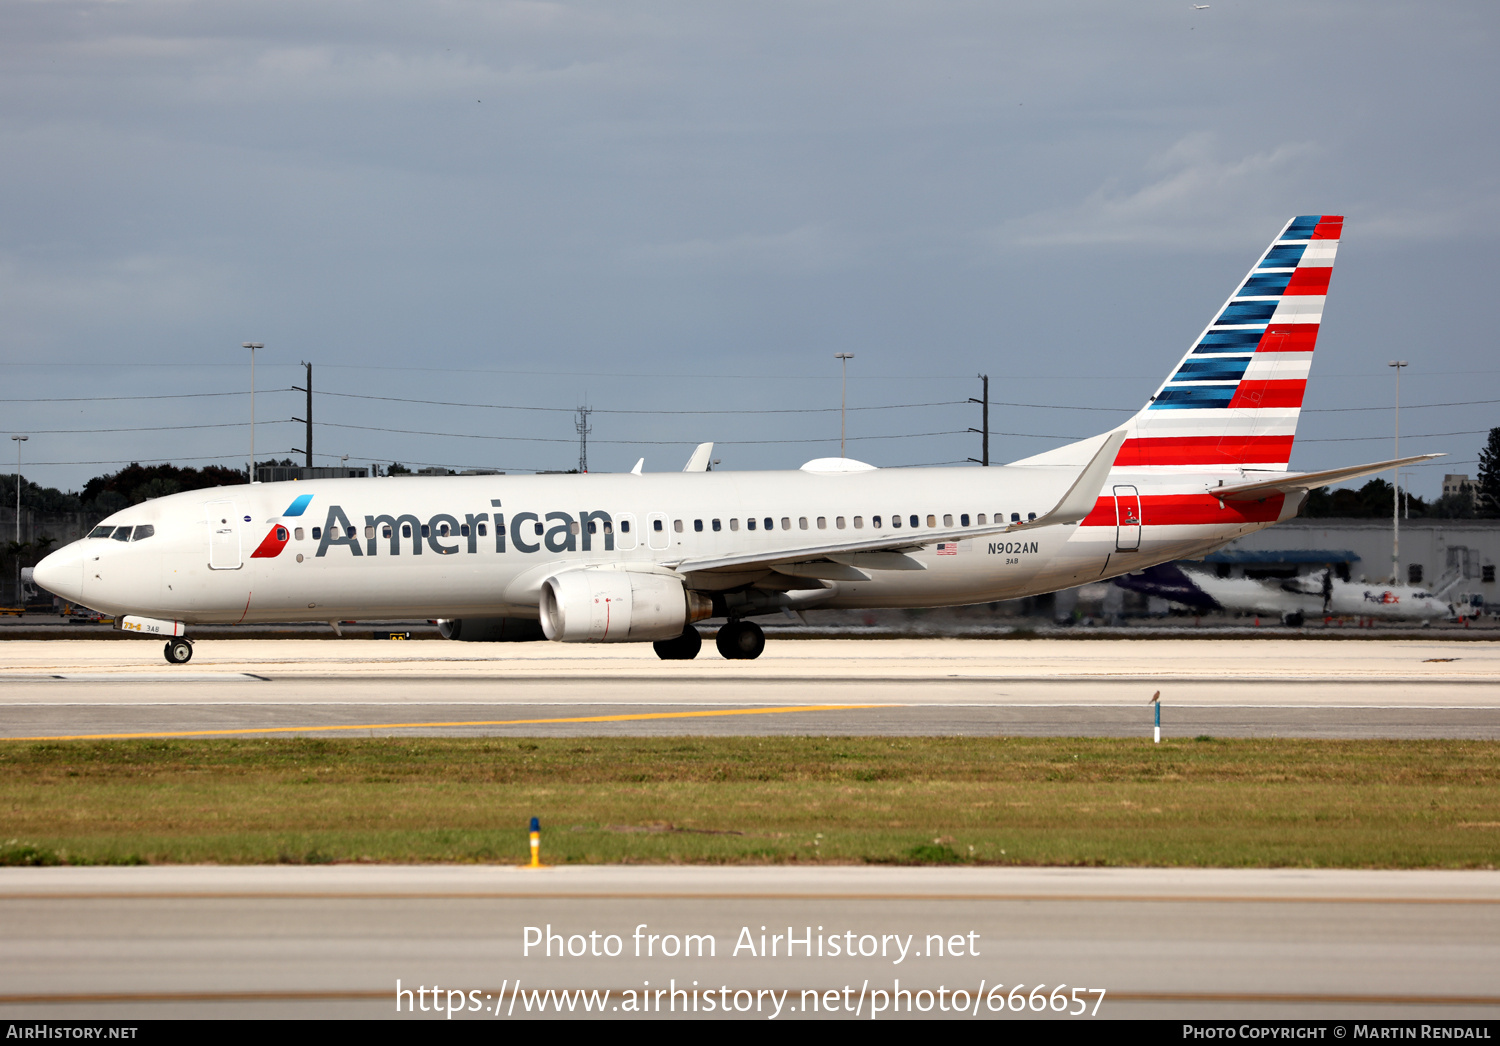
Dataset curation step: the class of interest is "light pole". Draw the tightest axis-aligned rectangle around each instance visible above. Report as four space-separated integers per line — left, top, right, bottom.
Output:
834 353 854 458
11 435 27 605
1389 360 1408 584
243 342 263 482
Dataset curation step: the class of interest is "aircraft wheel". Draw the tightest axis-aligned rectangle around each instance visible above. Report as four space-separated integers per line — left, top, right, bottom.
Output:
715 620 765 660
164 638 194 665
653 626 703 661
1283 611 1305 628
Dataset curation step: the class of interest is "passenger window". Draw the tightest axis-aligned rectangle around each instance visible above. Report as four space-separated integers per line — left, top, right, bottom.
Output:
274 527 287 542
461 524 470 537
764 517 774 531
422 524 431 538
112 528 132 541
891 515 902 529
133 525 155 541
620 520 631 533
747 518 757 531
976 514 986 525
912 515 921 528
653 519 664 532
959 514 968 527
365 526 376 539
296 528 306 541
799 517 808 530
89 526 114 539
835 516 845 529
313 527 323 540
942 514 952 527
781 517 790 530
1028 512 1036 521
534 522 544 536
853 516 863 529
712 519 721 532
817 517 827 529
729 519 739 531
693 519 703 532
569 521 580 536
437 523 449 537
604 521 613 534
402 524 412 538
478 523 487 537
872 515 881 528
588 521 597 534
497 521 507 535
1011 513 1020 522
674 519 683 533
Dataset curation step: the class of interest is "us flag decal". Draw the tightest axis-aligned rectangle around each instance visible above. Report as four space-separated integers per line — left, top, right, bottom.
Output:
937 542 958 555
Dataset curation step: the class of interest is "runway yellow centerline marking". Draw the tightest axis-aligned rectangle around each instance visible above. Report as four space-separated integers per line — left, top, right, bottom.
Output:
3 704 886 742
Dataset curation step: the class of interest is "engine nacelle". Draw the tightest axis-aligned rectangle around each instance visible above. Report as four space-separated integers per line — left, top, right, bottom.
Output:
539 569 711 642
437 617 547 642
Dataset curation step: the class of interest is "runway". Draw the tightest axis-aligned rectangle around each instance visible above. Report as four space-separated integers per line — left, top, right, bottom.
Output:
2 637 1497 739
1 865 1498 1020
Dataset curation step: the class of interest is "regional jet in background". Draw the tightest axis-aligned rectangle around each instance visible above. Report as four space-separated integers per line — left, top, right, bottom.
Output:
34 215 1440 664
1114 563 1452 627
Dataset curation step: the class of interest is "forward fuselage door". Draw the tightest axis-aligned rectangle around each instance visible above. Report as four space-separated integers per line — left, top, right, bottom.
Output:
1113 485 1142 552
205 500 243 570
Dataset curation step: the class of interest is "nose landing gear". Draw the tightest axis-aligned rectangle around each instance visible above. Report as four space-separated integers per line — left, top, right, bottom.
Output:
714 619 765 660
164 638 194 664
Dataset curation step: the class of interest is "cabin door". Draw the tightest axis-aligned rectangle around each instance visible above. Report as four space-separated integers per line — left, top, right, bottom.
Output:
1113 485 1142 552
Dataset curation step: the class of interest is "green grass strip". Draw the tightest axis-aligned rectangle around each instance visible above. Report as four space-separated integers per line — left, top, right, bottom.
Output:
1 736 1496 869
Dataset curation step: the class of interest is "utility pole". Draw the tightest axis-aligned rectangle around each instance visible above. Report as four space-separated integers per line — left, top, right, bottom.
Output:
968 373 990 466
11 435 27 605
575 407 592 474
1389 360 1408 584
243 342 263 482
834 353 855 458
291 362 313 469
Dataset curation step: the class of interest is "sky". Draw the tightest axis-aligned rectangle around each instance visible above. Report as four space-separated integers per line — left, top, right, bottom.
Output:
1 0 1496 496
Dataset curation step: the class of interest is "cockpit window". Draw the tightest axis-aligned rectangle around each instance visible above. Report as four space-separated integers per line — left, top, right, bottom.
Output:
111 528 132 541
132 525 155 541
89 526 114 539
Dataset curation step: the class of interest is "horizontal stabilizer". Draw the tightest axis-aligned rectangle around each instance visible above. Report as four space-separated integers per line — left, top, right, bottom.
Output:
1211 453 1444 503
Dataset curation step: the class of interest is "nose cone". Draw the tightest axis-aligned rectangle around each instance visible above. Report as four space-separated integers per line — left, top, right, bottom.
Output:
33 542 86 603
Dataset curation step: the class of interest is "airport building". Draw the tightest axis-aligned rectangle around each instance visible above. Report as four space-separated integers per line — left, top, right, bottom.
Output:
1194 517 1499 599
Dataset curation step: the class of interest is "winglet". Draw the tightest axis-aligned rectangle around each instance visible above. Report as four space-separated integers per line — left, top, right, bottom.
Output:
1010 429 1127 531
630 458 644 475
682 443 713 472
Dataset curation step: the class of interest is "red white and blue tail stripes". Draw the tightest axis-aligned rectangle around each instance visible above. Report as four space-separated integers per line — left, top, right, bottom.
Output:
1116 215 1341 470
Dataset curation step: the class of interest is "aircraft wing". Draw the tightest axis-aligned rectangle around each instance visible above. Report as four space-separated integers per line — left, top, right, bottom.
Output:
666 430 1127 575
1210 453 1444 504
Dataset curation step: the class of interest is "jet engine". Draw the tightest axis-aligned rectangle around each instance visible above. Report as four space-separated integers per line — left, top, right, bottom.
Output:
539 568 712 642
436 617 547 642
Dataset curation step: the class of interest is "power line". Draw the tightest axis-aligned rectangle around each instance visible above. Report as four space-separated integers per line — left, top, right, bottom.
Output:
317 390 969 415
0 391 271 404
16 421 291 435
1300 429 1490 443
315 421 978 445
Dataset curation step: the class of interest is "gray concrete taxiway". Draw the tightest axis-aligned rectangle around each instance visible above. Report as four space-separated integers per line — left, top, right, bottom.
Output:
1 637 1496 739
1 865 1498 1020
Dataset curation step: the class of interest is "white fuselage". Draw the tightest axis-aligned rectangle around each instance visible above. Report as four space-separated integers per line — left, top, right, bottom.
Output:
1185 570 1451 622
36 459 1293 626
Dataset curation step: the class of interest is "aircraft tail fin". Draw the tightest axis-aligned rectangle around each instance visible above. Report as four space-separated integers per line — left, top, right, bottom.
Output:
1116 214 1342 471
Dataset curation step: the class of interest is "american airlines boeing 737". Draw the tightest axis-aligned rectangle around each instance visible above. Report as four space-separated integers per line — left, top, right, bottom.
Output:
34 215 1438 664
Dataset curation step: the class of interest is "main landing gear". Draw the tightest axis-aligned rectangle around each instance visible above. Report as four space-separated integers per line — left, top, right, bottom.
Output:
163 638 194 665
653 625 703 661
714 619 765 661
